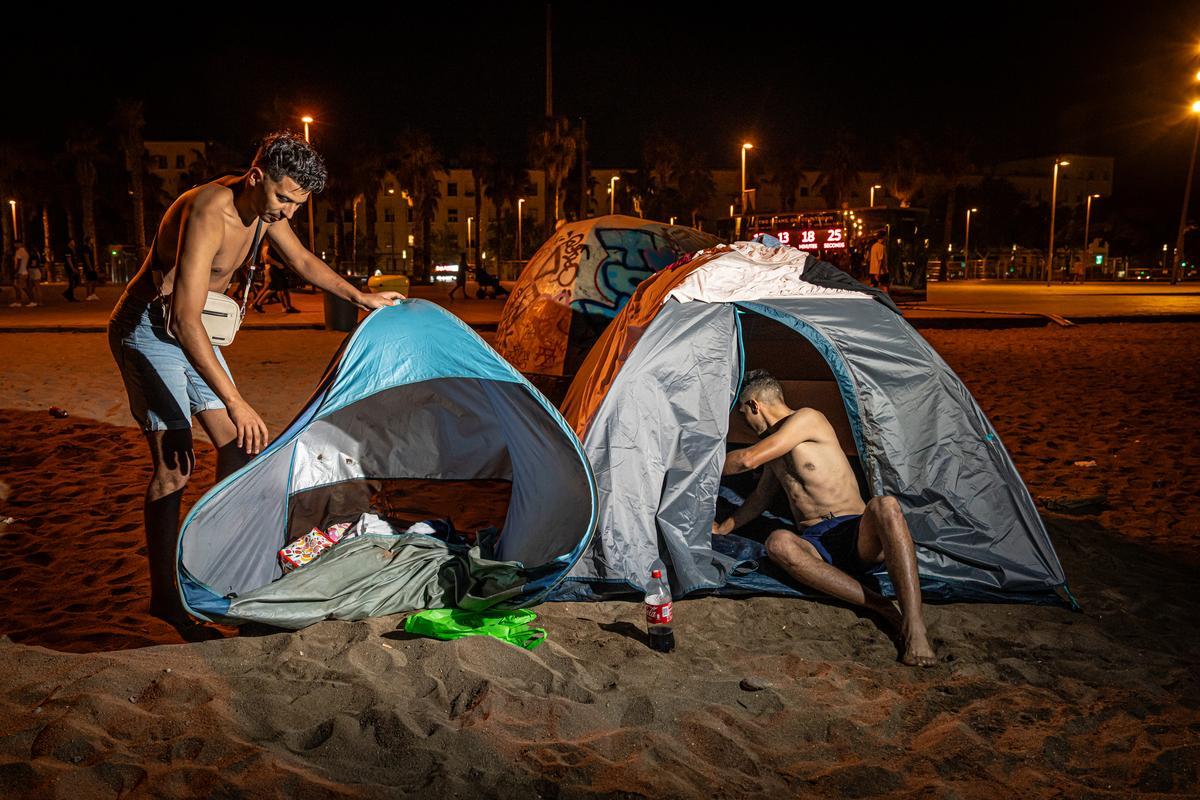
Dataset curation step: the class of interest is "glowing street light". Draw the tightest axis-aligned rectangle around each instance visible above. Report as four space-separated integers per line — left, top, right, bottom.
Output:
8 200 16 240
965 208 978 279
870 184 883 207
740 142 754 213
608 175 620 215
517 198 526 261
1172 100 1200 283
467 216 474 262
300 115 316 253
1045 158 1069 285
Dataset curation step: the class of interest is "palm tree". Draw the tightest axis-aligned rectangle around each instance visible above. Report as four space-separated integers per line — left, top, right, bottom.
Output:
67 132 102 267
529 116 577 235
349 148 387 271
677 155 716 228
461 140 495 269
929 135 974 281
815 135 860 210
393 131 443 283
114 100 147 255
882 137 924 208
485 158 527 260
772 156 806 212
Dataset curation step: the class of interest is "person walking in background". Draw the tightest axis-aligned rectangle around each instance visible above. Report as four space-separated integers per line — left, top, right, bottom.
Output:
448 250 469 301
251 239 299 313
62 238 81 302
868 234 888 291
26 244 45 306
82 237 100 300
10 241 33 307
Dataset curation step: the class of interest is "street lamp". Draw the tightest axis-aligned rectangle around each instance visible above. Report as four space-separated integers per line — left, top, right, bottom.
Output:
1084 193 1101 278
608 175 620 215
467 216 473 264
301 116 316 254
8 200 16 240
870 184 883 208
1046 158 1069 285
965 208 978 279
740 143 754 213
517 198 526 261
1171 100 1200 284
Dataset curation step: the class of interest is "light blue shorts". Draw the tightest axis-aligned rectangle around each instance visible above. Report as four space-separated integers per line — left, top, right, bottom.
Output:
108 295 234 432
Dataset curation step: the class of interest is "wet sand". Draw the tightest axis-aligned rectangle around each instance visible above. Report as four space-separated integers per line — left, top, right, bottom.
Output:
0 323 1197 798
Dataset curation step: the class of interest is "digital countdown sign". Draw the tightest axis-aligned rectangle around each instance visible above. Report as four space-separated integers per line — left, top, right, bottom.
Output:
772 227 847 251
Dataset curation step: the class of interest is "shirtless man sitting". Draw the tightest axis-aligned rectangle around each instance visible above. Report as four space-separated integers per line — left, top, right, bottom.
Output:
713 369 936 666
109 131 404 626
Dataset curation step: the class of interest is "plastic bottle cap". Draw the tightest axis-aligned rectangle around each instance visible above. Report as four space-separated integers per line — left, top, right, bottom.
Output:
651 569 661 579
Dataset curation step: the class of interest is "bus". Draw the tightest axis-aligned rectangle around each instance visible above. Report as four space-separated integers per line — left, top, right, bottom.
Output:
737 207 929 302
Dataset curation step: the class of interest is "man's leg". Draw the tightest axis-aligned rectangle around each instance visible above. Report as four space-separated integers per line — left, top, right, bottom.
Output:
855 497 936 666
143 428 196 621
765 528 900 623
196 408 251 480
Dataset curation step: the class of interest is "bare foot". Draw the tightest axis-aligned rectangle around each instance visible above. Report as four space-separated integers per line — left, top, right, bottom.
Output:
900 624 937 667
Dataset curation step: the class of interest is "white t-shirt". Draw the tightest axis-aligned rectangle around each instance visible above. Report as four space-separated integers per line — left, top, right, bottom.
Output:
14 246 29 275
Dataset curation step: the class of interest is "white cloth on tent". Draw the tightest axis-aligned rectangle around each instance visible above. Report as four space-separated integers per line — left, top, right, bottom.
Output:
666 242 869 305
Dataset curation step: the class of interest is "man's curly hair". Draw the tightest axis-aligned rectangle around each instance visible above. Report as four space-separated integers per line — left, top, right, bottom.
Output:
252 131 327 193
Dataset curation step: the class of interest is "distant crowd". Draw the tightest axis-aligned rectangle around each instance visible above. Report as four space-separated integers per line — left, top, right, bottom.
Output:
8 238 100 307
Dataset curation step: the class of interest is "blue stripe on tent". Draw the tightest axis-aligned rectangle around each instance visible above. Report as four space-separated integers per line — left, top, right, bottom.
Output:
735 301 869 469
180 570 232 618
731 308 746 411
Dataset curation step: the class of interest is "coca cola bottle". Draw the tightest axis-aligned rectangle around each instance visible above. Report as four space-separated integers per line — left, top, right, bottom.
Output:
644 560 675 652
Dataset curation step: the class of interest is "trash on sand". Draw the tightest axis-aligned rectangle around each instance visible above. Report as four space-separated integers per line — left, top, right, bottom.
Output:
48 407 69 419
1072 460 1097 468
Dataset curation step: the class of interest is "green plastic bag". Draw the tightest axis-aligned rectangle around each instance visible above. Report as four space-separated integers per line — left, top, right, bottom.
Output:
403 607 546 650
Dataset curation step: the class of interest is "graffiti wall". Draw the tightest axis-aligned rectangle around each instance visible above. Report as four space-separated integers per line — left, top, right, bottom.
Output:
495 218 719 375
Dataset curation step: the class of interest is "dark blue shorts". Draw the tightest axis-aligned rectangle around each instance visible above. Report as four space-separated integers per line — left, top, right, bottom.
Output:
794 514 870 574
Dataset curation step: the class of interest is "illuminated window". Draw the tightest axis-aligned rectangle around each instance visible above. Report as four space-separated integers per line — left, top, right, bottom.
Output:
447 182 458 197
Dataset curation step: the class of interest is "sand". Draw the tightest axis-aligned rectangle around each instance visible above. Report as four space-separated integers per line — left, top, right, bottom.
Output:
0 322 1198 798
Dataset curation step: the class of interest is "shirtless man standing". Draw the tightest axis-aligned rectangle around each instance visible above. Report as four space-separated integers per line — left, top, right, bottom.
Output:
109 131 403 625
713 369 936 666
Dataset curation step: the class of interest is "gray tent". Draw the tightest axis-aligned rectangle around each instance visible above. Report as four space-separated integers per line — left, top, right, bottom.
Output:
555 243 1070 605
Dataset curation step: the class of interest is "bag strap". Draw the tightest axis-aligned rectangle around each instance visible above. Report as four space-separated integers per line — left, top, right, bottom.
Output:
237 218 266 318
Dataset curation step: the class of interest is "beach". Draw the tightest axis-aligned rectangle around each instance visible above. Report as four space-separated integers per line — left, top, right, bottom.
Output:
1 321 1198 798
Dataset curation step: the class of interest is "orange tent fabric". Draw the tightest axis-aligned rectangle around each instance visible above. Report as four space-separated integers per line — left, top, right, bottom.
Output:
560 246 732 438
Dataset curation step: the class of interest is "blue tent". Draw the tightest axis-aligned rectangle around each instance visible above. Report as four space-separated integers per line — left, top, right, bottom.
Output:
176 300 597 629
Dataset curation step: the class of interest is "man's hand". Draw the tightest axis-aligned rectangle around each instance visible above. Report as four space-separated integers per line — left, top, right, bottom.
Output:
227 399 269 456
356 291 404 311
712 518 735 536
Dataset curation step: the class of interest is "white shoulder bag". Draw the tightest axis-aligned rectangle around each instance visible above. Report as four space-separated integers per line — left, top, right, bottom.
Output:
159 218 266 347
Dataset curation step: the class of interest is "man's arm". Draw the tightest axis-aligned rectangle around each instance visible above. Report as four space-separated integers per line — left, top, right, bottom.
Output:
169 193 268 454
713 468 779 535
267 221 403 310
722 409 821 476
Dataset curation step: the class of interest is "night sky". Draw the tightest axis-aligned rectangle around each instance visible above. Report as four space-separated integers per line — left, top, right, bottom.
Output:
10 3 1200 220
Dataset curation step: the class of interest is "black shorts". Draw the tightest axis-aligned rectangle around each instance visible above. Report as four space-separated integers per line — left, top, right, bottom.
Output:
787 514 871 574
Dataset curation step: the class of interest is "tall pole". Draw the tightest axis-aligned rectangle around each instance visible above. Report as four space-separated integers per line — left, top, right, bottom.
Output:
1084 193 1099 279
965 208 976 279
1171 106 1200 285
1046 158 1067 286
302 117 316 254
467 216 473 262
8 200 16 241
517 198 525 261
740 143 753 213
608 175 619 215
544 4 553 118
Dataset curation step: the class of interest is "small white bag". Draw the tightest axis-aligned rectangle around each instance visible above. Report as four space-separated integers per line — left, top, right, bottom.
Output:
161 219 265 347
